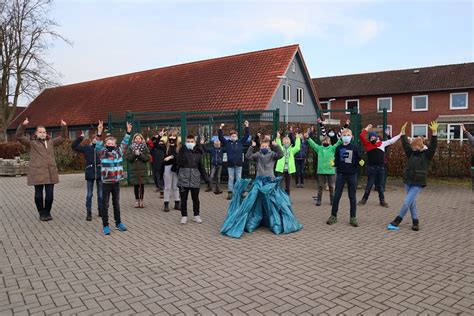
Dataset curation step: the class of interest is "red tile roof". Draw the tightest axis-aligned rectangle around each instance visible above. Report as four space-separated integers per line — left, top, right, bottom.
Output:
313 62 474 99
10 45 300 129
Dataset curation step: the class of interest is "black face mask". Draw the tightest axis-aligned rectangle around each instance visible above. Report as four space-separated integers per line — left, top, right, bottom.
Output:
169 138 176 144
91 143 96 148
106 146 116 151
323 143 330 147
370 140 377 144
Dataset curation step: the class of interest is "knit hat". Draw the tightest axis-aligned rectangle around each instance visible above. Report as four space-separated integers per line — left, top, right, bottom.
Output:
368 131 378 139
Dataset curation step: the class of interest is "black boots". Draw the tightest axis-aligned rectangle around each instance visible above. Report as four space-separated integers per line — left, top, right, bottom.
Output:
163 202 170 212
380 201 389 208
390 216 403 227
174 201 180 211
227 192 233 200
358 198 367 205
86 211 92 221
412 219 420 231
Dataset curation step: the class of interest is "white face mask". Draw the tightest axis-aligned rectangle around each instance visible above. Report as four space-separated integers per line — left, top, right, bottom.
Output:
230 136 238 141
328 132 335 137
37 133 47 140
341 135 352 143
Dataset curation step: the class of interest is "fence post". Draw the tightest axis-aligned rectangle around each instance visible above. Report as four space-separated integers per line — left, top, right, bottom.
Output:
383 108 388 140
237 109 243 137
107 112 113 134
181 112 187 138
273 109 280 139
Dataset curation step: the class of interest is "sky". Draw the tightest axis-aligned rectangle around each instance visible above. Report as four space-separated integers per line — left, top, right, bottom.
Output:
38 0 474 94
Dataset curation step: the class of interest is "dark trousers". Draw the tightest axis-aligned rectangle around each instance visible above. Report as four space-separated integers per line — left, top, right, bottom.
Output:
152 165 164 191
102 182 121 227
363 165 386 201
331 173 357 218
34 184 54 214
134 184 145 200
209 165 222 191
317 174 335 200
180 187 200 217
86 179 103 213
277 171 291 194
295 159 305 185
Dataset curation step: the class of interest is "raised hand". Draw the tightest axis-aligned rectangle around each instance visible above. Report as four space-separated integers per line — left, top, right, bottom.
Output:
346 119 350 125
303 132 309 139
220 123 225 129
316 117 322 124
159 129 165 137
80 130 85 137
289 126 294 132
251 141 256 147
429 121 438 133
271 141 277 146
61 120 67 126
276 131 281 139
126 122 133 133
244 120 249 128
461 124 468 133
365 124 372 131
22 118 29 126
97 120 104 133
400 122 408 135
200 138 205 145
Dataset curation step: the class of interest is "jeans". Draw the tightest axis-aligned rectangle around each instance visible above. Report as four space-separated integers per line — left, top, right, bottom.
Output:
134 184 145 200
295 159 305 185
227 166 242 192
210 165 222 191
34 184 54 214
331 173 357 218
102 182 121 227
86 179 103 213
362 165 386 202
152 165 164 191
180 187 200 217
164 165 180 202
398 184 423 220
276 171 291 194
317 174 335 200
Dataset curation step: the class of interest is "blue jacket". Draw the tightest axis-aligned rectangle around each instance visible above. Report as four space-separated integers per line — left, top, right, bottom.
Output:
71 136 102 181
289 132 309 159
205 145 224 166
218 127 250 167
334 143 362 175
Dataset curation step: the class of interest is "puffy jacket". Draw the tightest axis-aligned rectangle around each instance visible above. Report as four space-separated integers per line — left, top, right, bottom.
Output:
96 133 131 183
71 136 102 180
275 137 301 174
126 145 150 185
307 138 342 175
218 127 250 167
177 145 209 188
401 135 437 187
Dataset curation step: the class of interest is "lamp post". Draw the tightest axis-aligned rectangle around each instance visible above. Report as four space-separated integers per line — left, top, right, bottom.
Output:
277 75 289 124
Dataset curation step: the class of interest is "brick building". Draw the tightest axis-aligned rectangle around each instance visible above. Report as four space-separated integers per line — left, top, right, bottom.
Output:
313 63 474 141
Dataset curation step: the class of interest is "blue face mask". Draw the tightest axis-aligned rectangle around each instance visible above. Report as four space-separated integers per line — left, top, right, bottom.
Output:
284 143 290 149
341 136 352 143
186 143 195 150
260 148 269 154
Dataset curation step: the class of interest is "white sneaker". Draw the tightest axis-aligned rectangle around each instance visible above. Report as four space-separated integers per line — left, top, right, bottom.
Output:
194 216 202 223
180 217 187 224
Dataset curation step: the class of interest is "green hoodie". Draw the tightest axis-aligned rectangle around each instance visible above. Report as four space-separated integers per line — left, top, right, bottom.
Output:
275 137 301 174
307 138 342 175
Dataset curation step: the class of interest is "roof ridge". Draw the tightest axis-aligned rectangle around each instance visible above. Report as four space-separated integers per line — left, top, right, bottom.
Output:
314 62 474 80
49 44 299 91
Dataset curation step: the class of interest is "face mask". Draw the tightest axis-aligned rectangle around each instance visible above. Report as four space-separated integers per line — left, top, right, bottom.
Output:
169 138 176 144
323 143 329 147
342 136 352 143
37 134 46 140
230 136 238 141
328 132 335 137
260 148 269 154
284 143 290 149
370 139 377 144
214 145 220 148
106 146 116 151
186 143 195 150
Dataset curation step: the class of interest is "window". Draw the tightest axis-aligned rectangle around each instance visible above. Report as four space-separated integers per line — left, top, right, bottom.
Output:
377 97 392 113
319 101 329 110
412 95 428 111
447 124 462 142
450 92 468 110
296 88 304 105
291 61 296 73
345 99 359 113
282 84 291 103
377 125 392 137
412 124 428 138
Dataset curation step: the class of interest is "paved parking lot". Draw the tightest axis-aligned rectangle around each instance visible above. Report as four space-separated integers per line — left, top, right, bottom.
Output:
0 174 473 315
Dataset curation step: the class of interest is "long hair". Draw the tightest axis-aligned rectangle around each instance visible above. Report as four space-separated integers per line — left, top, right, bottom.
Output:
166 129 180 154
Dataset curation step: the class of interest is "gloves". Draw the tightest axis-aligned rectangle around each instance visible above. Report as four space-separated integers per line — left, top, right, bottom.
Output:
400 122 408 135
429 121 438 132
359 160 365 167
329 160 335 167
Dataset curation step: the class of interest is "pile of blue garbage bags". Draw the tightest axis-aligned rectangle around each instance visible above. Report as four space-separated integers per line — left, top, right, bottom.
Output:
220 176 303 238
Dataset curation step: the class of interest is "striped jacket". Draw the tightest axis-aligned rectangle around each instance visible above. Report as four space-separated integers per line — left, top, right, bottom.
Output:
96 133 131 183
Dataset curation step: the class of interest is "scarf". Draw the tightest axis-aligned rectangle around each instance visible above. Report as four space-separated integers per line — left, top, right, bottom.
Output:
131 142 146 153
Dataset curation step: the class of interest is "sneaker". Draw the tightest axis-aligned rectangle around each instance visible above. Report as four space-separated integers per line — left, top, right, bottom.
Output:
194 216 202 223
134 200 140 208
315 199 321 206
387 223 400 231
39 213 48 221
379 201 389 208
45 213 53 221
326 216 337 225
180 217 188 224
116 223 127 231
358 198 367 205
86 212 92 221
103 226 111 235
350 217 358 227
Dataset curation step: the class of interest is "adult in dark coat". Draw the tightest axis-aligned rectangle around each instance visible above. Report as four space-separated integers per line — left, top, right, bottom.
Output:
71 132 103 221
15 118 68 221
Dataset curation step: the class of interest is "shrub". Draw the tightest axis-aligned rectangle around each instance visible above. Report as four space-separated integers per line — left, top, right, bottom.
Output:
0 143 27 159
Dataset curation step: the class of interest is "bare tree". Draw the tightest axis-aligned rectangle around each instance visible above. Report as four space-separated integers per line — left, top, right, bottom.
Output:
0 0 69 142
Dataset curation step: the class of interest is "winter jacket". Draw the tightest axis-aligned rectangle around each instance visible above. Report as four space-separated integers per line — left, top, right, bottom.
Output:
245 145 283 179
401 135 437 187
334 143 362 175
96 133 131 183
151 137 166 170
126 143 150 185
177 145 209 188
360 130 401 166
275 137 301 174
307 138 342 175
15 124 68 186
218 127 250 167
71 136 102 180
163 144 178 173
205 145 224 166
289 132 308 160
